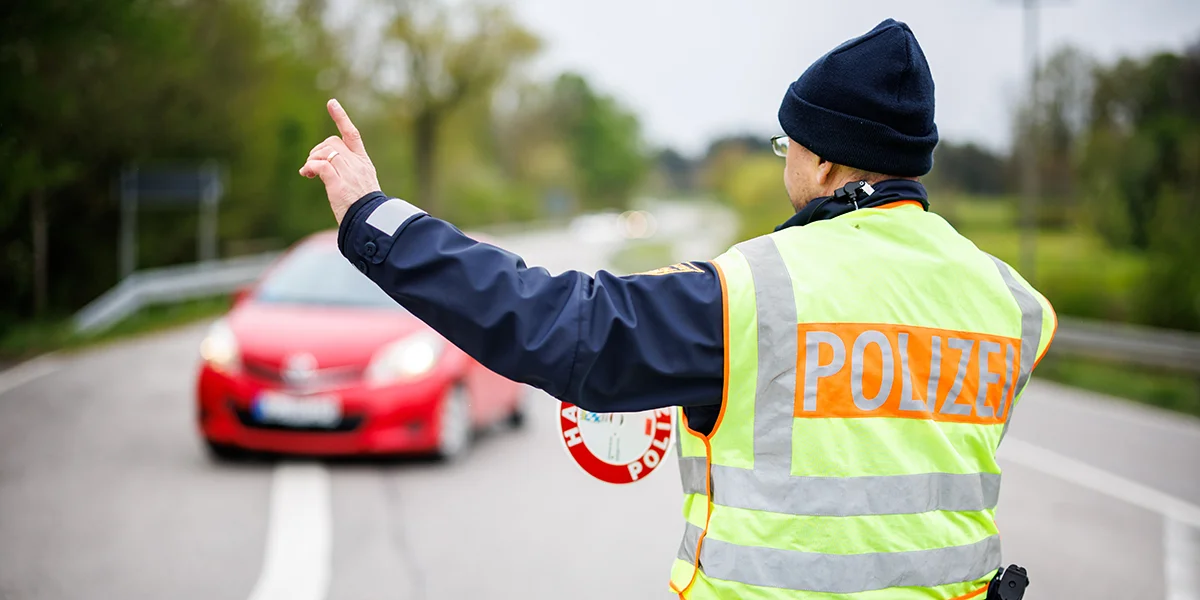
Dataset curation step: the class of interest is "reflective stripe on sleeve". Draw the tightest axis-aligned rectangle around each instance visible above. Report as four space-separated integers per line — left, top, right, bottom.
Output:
365 197 425 234
680 522 1001 594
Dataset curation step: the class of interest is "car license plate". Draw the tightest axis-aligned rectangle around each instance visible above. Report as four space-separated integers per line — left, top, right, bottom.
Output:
253 391 342 428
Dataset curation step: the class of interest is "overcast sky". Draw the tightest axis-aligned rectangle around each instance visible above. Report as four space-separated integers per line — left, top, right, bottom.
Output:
499 0 1200 156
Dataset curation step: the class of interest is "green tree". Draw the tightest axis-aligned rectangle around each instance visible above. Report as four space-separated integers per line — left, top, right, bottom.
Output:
0 0 653 335
1076 44 1200 329
0 0 343 326
926 142 1010 196
494 72 649 214
701 147 791 240
551 74 647 211
1010 46 1095 224
1081 50 1198 250
380 0 539 214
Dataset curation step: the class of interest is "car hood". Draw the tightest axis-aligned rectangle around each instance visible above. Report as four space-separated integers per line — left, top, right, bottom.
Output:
227 302 427 370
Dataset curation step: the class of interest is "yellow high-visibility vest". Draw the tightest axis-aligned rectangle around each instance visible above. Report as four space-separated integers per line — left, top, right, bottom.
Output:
670 201 1056 599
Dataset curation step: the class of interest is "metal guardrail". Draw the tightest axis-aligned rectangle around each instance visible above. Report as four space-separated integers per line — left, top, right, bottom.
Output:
70 231 1200 375
69 219 570 335
73 253 281 334
1050 317 1200 374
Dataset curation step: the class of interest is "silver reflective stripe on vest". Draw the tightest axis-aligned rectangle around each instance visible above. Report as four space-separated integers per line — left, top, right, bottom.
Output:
734 237 798 474
675 414 683 457
987 255 1044 441
679 456 707 496
710 465 1001 516
678 520 703 564
678 523 1000 594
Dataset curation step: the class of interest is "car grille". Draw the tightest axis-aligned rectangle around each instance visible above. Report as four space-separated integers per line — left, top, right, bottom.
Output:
242 358 363 391
230 400 363 433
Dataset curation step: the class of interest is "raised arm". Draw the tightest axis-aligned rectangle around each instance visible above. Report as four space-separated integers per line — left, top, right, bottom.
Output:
300 100 724 413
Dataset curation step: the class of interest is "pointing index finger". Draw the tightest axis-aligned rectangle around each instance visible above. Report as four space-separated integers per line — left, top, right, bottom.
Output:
327 99 365 155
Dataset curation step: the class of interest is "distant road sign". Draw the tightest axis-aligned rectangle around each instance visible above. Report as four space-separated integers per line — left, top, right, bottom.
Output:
122 166 222 206
558 402 674 484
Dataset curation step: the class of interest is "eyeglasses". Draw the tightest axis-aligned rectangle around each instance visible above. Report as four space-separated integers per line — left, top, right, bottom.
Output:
770 135 789 158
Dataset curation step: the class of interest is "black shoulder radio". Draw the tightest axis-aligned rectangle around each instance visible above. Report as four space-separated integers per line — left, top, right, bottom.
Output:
986 564 1029 600
832 180 876 209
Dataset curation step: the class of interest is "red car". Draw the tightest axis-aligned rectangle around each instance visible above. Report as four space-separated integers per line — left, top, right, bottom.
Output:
196 231 525 460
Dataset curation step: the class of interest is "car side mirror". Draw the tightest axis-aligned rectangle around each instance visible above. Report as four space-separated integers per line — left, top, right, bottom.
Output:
231 286 253 306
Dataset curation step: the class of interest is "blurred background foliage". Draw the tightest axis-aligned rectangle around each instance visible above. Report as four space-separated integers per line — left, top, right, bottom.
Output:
2 0 1199 340
0 0 648 331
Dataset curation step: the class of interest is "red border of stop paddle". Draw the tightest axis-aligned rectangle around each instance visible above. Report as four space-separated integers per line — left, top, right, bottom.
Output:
558 402 675 484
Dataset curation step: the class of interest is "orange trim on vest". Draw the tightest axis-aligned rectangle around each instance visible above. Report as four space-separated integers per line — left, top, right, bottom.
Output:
672 261 731 596
1032 301 1058 370
681 434 714 597
675 408 715 597
949 584 990 600
876 199 925 210
705 261 732 441
680 261 730 441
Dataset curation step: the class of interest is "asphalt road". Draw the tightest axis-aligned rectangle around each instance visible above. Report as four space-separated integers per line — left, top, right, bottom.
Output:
1 214 1197 600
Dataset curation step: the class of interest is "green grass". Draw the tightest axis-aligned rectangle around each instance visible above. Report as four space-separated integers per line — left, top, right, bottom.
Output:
933 196 1200 416
937 194 1019 229
966 229 1145 320
937 195 1148 322
610 241 677 275
1035 354 1200 418
0 295 232 361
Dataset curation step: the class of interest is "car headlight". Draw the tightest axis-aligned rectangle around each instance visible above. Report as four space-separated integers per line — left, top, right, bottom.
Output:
200 319 241 374
365 331 446 386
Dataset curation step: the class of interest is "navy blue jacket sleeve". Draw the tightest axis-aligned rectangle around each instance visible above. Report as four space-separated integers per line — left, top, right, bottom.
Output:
337 192 724 414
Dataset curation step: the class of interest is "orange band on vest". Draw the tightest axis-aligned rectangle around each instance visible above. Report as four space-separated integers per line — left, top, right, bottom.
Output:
876 199 925 210
794 322 1021 425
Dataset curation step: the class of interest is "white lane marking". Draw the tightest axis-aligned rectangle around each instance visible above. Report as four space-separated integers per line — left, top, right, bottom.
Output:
247 463 332 600
1002 437 1200 599
0 354 60 398
1000 437 1200 528
1166 516 1200 600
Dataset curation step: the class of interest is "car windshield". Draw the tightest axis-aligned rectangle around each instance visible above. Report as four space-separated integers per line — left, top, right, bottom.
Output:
254 243 406 310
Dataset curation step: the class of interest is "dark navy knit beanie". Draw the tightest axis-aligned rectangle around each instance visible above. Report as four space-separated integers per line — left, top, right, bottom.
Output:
778 18 938 177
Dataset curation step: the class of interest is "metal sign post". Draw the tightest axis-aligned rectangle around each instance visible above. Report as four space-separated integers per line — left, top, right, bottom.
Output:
1000 0 1068 286
118 163 224 278
119 168 139 279
198 163 223 265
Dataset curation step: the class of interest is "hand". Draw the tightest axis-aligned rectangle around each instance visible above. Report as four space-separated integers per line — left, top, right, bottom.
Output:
299 99 382 225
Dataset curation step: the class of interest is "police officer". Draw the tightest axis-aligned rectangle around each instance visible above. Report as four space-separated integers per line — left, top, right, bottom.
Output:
300 18 1052 600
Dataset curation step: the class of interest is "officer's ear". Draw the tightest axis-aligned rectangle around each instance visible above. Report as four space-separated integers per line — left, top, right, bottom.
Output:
815 156 835 187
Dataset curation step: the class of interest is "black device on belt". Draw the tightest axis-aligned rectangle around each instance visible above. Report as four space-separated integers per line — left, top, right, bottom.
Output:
986 564 1029 600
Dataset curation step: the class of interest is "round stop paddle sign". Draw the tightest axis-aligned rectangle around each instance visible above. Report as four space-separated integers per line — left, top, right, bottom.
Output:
557 402 675 484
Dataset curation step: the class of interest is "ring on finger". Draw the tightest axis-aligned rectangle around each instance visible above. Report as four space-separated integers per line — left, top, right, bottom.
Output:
327 150 340 162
